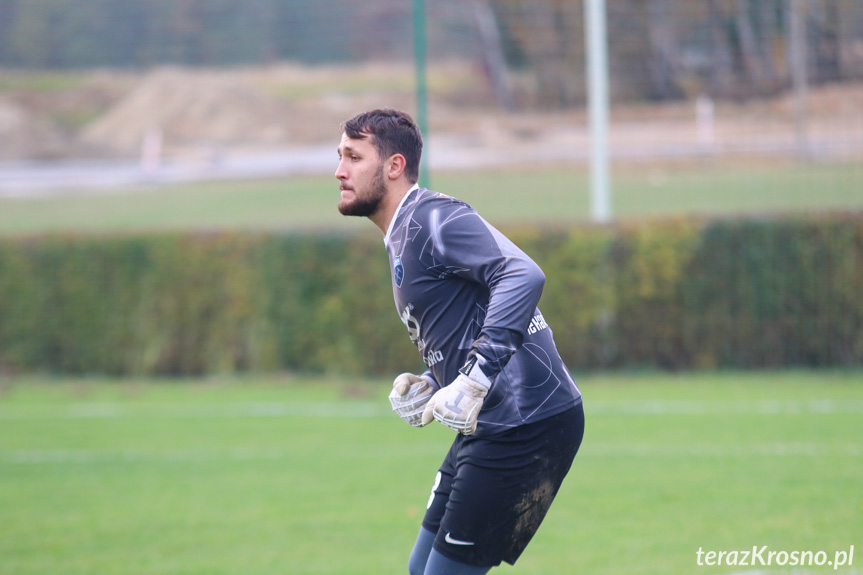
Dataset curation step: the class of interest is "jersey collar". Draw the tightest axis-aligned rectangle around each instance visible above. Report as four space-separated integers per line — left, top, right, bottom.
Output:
384 183 420 245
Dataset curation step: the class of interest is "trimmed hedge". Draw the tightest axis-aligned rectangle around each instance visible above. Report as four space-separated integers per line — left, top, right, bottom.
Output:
1 215 861 376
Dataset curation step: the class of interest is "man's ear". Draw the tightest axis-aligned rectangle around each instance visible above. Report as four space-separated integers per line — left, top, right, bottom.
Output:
387 154 407 180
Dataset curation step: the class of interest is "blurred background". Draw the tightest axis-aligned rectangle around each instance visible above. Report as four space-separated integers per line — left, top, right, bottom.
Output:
0 0 862 187
0 0 862 375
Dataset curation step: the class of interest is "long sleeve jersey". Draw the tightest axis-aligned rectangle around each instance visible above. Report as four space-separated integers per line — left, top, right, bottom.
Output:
384 185 582 436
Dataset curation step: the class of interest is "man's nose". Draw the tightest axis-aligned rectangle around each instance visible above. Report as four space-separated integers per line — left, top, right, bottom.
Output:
335 158 347 180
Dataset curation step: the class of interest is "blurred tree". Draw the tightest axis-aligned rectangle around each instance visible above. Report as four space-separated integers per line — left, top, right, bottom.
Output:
705 0 737 96
6 0 61 68
0 0 861 103
808 0 843 82
473 0 517 110
646 0 686 100
494 0 583 107
0 0 19 66
736 0 782 94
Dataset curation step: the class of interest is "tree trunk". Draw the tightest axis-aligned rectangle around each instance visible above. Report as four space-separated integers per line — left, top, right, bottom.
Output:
473 0 517 110
707 0 737 96
646 0 684 100
808 0 842 82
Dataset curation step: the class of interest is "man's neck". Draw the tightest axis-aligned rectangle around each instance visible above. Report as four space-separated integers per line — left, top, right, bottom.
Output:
370 182 417 235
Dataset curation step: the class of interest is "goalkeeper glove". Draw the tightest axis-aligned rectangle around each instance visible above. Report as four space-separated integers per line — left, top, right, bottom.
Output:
421 356 492 435
388 373 435 427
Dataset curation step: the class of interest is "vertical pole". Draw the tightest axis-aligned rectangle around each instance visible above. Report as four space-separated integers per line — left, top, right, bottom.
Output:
789 0 810 158
585 0 611 223
413 0 430 188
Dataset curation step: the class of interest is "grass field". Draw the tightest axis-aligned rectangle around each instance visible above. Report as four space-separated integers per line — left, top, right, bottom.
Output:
1 371 860 574
1 160 862 235
1 157 861 573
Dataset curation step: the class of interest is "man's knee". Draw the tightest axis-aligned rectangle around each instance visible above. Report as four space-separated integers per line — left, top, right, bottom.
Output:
408 551 426 575
408 527 436 575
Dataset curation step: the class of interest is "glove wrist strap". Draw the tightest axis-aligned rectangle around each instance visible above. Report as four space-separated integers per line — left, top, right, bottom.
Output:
459 354 492 389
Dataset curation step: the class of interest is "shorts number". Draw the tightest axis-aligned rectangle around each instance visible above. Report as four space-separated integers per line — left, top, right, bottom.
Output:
427 471 442 510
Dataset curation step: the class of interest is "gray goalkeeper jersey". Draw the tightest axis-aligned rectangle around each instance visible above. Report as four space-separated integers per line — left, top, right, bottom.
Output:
384 185 582 436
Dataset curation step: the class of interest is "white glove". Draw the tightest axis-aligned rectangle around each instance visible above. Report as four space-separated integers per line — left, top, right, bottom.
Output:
421 358 492 435
389 373 435 427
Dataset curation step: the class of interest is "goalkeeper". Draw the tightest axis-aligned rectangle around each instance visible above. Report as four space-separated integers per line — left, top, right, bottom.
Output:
335 108 584 575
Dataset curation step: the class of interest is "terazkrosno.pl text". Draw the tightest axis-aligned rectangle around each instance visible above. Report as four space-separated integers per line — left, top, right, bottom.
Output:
696 545 854 570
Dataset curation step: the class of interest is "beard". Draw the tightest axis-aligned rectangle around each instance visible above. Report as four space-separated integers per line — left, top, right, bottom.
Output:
338 165 387 217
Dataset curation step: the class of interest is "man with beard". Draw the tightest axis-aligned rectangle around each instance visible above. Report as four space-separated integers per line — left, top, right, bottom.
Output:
335 108 584 575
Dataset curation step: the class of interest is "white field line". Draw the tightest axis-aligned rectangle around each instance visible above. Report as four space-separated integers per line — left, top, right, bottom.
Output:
582 442 863 458
3 441 860 465
4 447 291 464
1 398 862 421
0 401 392 420
586 399 863 415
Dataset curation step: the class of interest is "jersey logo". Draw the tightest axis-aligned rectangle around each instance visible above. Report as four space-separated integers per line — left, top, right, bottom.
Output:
527 313 549 335
401 304 421 348
394 257 404 288
400 304 444 367
424 348 444 367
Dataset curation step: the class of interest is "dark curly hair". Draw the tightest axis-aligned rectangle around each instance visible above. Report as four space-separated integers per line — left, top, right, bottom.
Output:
342 108 423 183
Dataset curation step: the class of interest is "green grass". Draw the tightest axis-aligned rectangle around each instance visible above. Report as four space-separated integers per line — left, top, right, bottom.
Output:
1 161 862 235
1 371 861 574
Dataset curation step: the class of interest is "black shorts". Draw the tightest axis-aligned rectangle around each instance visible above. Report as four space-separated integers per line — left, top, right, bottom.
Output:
421 403 585 567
